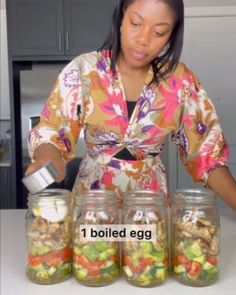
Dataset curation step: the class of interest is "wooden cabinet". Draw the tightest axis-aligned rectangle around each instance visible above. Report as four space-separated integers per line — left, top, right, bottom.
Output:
0 166 12 209
7 0 114 57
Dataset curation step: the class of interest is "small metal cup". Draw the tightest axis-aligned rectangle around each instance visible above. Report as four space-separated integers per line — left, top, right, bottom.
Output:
22 161 59 194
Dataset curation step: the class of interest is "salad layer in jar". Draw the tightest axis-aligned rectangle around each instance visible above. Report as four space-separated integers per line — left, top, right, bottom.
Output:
73 210 120 286
122 211 169 287
26 198 72 284
172 217 219 286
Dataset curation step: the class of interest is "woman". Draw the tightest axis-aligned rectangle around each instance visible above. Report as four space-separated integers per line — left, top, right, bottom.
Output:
26 0 236 210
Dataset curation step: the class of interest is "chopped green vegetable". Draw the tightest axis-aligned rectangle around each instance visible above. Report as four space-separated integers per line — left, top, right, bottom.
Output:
82 245 100 261
31 246 51 256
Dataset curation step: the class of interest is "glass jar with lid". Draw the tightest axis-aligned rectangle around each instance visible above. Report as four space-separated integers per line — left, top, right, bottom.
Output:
122 190 169 287
171 189 220 287
25 189 73 284
73 190 120 286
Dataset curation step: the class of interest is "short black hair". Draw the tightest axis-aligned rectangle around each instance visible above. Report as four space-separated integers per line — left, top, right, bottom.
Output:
100 0 184 85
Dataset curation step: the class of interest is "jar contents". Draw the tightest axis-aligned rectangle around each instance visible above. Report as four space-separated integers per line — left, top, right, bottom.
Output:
122 191 168 287
172 189 219 287
26 189 72 284
73 190 120 286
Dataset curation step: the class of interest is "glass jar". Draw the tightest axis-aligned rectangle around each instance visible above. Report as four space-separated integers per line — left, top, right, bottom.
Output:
122 190 169 287
171 189 220 287
73 190 120 286
25 189 73 284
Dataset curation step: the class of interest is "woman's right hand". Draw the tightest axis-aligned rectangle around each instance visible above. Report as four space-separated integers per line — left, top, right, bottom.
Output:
25 144 66 182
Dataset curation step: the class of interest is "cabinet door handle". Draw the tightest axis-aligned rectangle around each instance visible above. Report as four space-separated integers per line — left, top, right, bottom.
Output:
58 33 62 51
66 33 70 51
4 170 7 185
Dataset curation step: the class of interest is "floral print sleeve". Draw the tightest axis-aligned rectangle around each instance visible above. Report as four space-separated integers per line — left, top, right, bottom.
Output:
28 57 84 161
171 64 229 185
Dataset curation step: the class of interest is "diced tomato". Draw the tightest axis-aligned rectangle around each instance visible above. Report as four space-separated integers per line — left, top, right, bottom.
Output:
93 259 105 267
123 255 132 267
188 261 202 278
75 255 91 268
175 255 192 271
87 263 100 276
28 255 44 266
140 257 154 268
59 247 73 262
163 255 169 266
131 263 144 274
47 257 63 267
110 255 119 263
44 251 57 261
207 256 218 266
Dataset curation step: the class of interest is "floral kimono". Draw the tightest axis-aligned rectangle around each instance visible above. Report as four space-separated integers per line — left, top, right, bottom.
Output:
28 50 228 200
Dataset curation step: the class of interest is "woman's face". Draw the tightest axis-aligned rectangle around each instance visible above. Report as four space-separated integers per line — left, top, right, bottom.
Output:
120 0 175 70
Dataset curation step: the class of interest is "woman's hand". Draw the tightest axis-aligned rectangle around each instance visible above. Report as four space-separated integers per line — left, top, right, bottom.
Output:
25 144 66 182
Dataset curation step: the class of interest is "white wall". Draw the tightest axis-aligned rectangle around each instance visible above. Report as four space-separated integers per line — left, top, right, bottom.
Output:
184 0 236 7
0 0 10 119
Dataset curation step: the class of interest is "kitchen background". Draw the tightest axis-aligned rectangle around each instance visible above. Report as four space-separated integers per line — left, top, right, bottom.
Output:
1 0 236 209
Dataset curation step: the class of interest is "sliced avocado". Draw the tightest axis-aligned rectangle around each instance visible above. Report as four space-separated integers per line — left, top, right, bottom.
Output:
150 250 165 263
95 241 108 252
193 254 206 264
99 248 116 260
82 245 99 261
76 267 88 280
183 241 202 260
74 246 82 256
105 248 116 257
140 242 153 254
156 267 167 281
137 273 152 286
131 251 142 261
203 261 215 270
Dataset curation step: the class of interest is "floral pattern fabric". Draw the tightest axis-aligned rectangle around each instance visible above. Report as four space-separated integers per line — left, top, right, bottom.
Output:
28 50 228 200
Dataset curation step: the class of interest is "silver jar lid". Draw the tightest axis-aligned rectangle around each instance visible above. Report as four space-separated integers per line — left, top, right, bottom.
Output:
22 161 59 193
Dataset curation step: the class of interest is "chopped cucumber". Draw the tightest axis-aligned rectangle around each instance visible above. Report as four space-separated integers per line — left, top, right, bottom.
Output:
123 266 133 278
174 264 186 273
31 246 51 256
48 266 57 276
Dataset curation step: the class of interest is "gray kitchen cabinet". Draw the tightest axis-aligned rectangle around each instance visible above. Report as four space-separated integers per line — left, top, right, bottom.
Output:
0 166 12 209
7 0 114 57
64 0 114 56
7 0 65 56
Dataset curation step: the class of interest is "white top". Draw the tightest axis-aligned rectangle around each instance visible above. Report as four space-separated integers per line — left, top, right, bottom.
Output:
1 209 236 295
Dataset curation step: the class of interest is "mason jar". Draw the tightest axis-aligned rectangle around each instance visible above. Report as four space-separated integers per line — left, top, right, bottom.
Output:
73 190 120 286
122 190 169 287
25 189 73 284
171 189 220 287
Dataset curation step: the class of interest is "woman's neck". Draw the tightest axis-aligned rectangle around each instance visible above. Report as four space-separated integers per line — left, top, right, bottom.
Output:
117 53 150 77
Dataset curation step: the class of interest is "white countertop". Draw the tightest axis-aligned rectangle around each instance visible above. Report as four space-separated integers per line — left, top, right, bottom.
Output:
1 208 236 295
